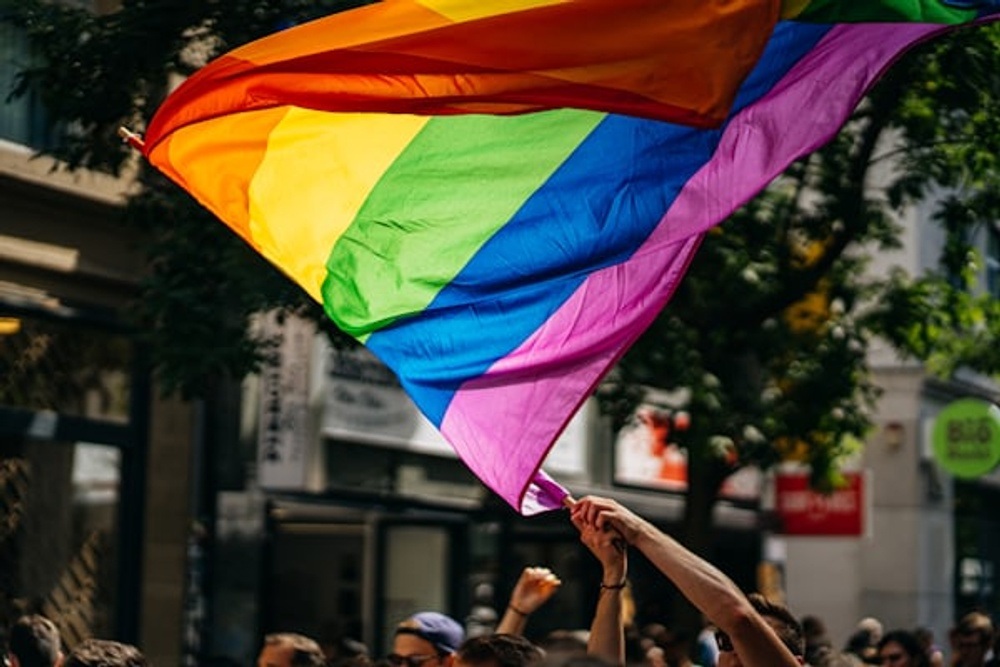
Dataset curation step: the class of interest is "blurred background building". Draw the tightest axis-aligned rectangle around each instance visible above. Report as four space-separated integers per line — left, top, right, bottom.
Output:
1 16 196 665
782 192 1000 647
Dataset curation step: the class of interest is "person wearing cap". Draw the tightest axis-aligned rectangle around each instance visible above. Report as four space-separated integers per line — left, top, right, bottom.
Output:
389 612 465 667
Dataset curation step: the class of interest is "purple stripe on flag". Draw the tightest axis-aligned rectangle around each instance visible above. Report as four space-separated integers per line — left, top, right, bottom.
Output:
657 21 943 248
441 21 948 514
441 234 703 514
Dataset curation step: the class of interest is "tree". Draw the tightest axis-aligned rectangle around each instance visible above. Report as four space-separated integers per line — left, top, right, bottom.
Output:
1 0 366 396
602 23 1000 628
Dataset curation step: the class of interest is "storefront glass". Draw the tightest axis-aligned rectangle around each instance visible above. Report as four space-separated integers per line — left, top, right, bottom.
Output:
0 312 132 421
954 480 1000 616
0 439 122 643
0 306 142 645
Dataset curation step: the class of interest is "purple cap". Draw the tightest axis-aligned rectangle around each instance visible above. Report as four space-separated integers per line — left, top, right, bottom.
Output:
395 612 465 655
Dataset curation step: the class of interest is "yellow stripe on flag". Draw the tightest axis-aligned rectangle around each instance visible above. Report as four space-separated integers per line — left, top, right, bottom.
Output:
247 108 429 301
418 0 567 22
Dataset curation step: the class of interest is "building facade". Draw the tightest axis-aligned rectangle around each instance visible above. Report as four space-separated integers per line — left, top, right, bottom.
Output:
782 196 1000 647
1 20 197 665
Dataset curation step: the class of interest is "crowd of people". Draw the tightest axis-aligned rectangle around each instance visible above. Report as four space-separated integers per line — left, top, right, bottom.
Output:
4 496 999 667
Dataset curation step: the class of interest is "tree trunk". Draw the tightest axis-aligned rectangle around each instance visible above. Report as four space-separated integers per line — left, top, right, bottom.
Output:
670 449 729 635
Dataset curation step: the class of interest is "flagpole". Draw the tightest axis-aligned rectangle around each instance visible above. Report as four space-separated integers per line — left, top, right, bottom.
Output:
117 126 145 150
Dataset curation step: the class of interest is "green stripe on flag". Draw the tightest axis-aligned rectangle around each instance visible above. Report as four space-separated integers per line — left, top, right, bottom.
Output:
321 108 604 338
794 0 974 22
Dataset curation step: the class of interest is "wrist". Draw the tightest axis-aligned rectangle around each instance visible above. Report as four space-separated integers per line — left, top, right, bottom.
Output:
507 604 529 616
630 518 656 548
601 563 627 585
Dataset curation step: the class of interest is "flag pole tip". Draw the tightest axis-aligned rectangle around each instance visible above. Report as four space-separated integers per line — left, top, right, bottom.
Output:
117 126 145 149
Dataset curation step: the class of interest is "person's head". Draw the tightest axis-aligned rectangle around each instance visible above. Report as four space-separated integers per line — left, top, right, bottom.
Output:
536 630 588 657
912 628 933 652
876 630 929 667
951 612 994 667
801 616 827 644
322 635 370 666
391 613 464 667
63 640 146 667
845 629 878 663
453 634 541 667
257 633 325 667
530 656 614 667
659 629 696 665
801 617 832 666
813 650 857 667
857 618 884 647
7 615 62 667
715 593 804 667
641 625 694 666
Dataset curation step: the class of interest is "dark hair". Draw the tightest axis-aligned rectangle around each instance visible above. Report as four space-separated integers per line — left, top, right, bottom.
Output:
801 615 828 641
530 656 614 667
456 634 542 667
748 593 805 658
9 615 62 667
845 629 873 654
264 633 326 667
913 627 934 648
64 639 147 667
536 630 588 656
878 630 929 667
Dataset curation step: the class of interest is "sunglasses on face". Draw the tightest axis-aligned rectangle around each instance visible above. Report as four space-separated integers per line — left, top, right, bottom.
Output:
387 655 440 667
715 631 734 653
880 653 905 664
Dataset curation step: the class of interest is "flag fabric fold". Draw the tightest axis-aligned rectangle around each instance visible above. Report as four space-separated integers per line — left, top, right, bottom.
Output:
141 0 998 514
145 0 782 141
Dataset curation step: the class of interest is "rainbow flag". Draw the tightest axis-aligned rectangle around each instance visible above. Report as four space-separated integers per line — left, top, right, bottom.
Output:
139 0 999 514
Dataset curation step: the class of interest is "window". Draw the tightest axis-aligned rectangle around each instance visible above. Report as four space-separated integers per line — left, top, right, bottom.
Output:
0 312 133 421
0 440 123 644
0 22 54 150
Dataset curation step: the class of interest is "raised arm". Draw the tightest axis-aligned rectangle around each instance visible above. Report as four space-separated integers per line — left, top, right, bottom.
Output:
570 510 627 666
495 566 562 636
570 496 799 667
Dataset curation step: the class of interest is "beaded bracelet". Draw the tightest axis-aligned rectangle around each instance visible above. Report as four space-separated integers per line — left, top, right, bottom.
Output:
600 580 627 591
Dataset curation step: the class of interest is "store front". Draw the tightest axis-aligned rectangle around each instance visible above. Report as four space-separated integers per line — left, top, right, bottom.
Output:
0 302 148 645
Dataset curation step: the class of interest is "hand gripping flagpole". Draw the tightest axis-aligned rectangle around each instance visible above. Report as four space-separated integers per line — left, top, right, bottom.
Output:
563 495 627 554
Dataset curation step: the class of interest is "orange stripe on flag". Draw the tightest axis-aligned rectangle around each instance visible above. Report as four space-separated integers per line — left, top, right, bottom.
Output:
150 107 290 250
234 1 455 64
143 0 780 152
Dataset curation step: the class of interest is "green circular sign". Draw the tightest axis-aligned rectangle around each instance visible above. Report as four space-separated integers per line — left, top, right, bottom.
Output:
932 399 1000 479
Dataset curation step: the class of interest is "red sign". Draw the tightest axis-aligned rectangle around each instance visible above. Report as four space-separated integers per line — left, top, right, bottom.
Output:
774 471 864 536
